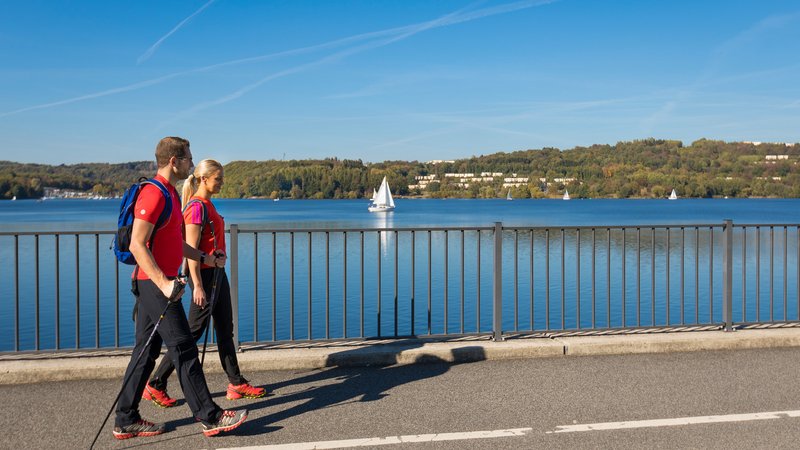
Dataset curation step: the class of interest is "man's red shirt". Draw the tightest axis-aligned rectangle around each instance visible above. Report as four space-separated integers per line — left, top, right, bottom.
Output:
133 174 183 280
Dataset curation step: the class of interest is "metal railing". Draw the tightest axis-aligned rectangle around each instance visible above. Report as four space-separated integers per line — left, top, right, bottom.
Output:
2 220 799 354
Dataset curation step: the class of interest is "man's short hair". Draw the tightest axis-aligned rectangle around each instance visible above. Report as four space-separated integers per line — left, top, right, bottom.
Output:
155 137 190 168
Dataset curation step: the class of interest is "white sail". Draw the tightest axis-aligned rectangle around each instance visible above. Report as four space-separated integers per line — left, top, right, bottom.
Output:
563 190 570 200
507 190 512 201
668 189 678 200
368 176 395 212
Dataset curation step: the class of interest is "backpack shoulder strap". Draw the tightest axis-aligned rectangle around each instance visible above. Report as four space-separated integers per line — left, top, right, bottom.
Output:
183 198 210 238
142 178 172 231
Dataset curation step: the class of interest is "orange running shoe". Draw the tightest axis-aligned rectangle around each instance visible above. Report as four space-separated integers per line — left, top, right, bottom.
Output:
141 384 177 408
226 383 267 400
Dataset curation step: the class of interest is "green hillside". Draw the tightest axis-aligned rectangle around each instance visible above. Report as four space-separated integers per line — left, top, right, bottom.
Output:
2 139 798 200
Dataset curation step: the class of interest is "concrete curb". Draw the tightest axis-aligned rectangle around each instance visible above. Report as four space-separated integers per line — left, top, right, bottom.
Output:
2 328 800 385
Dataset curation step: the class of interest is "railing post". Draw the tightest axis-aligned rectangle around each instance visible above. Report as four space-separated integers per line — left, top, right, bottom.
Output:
229 224 241 349
722 219 733 331
493 222 503 341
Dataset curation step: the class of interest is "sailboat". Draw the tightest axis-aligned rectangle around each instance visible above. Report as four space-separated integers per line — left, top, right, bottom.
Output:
11 196 16 201
668 189 678 200
368 176 395 212
562 190 570 201
506 190 513 201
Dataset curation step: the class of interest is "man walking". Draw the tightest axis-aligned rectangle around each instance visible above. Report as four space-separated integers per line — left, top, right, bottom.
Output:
113 136 247 439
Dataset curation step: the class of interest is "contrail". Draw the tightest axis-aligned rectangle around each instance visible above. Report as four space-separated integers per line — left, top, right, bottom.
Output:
137 0 215 64
2 0 556 118
162 1 482 123
1 5 467 118
0 72 187 117
169 0 558 120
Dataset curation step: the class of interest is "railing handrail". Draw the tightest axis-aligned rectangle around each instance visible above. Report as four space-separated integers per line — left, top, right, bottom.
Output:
7 221 797 237
234 225 497 233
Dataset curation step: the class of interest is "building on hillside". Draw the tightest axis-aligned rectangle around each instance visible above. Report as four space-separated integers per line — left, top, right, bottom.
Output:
746 142 796 147
408 174 439 191
502 176 529 188
444 173 474 178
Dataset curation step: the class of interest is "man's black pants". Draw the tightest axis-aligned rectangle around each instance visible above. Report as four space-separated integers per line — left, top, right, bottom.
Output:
115 279 222 427
149 268 246 390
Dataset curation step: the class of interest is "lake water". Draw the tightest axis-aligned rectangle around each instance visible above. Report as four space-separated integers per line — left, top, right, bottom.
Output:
2 198 800 352
3 197 800 232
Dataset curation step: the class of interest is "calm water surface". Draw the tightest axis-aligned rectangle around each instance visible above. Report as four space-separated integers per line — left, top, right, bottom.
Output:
2 197 800 231
1 198 799 351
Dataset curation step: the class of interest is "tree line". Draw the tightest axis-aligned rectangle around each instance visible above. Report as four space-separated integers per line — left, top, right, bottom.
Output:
0 161 155 200
2 139 799 200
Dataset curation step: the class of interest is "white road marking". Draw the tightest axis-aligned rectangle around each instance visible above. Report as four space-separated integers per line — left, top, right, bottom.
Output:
549 409 800 433
218 428 532 449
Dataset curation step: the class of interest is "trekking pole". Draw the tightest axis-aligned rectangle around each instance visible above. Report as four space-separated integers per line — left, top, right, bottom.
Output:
200 265 224 366
199 217 222 367
89 293 177 450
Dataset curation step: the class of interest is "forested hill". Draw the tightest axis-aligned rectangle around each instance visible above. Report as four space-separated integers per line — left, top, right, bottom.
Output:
2 139 799 200
0 161 155 199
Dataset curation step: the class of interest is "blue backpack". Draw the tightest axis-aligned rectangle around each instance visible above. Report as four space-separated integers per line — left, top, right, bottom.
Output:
112 177 172 265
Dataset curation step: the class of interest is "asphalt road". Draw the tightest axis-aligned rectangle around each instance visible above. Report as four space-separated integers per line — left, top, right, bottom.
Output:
5 347 800 449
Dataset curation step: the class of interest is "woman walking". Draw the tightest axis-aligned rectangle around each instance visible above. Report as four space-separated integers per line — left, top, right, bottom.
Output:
142 159 266 407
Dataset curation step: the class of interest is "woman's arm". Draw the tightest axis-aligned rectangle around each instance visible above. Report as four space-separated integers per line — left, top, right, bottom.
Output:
184 223 208 308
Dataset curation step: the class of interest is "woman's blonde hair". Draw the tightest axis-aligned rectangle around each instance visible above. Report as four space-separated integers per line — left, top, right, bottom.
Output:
181 159 223 209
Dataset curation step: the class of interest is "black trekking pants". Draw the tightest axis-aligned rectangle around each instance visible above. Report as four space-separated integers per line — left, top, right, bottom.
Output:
149 269 246 391
115 279 222 427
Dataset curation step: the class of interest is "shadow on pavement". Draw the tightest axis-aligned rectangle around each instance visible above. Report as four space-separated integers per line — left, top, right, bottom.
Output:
237 339 488 436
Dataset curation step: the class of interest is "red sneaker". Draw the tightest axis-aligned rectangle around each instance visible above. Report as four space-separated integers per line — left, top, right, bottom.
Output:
142 384 177 408
226 383 267 400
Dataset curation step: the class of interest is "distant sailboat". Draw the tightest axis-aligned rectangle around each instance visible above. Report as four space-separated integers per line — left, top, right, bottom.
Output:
11 196 16 201
368 176 395 212
562 190 570 201
506 190 513 201
668 189 678 200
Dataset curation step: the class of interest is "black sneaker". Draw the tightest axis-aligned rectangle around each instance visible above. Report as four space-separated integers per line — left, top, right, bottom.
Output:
202 409 248 436
112 419 166 440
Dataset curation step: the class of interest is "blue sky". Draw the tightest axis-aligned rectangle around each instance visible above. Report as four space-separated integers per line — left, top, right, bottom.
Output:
1 0 799 164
